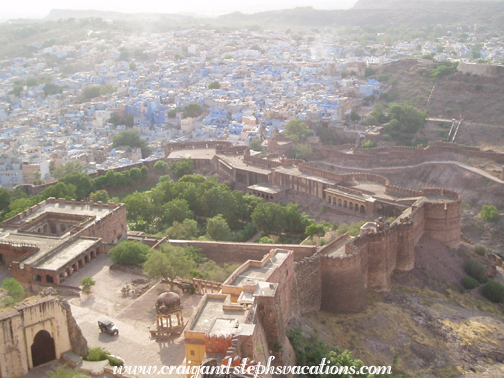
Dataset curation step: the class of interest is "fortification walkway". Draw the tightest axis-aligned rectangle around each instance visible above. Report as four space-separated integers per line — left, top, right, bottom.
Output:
320 160 504 185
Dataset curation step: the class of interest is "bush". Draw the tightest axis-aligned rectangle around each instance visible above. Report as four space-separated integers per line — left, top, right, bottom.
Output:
475 245 488 256
362 140 377 148
109 241 151 266
463 260 486 282
480 205 498 222
86 347 109 361
107 356 124 367
482 280 504 303
461 276 480 290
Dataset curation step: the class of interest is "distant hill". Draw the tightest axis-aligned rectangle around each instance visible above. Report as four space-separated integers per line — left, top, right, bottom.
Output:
353 0 504 9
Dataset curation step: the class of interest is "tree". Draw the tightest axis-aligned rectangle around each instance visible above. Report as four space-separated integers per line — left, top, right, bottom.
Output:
129 62 136 71
251 202 286 235
166 219 199 240
123 191 155 226
284 119 311 141
208 80 221 89
162 199 193 227
60 172 94 200
480 205 498 222
0 188 11 212
81 276 96 294
362 140 377 148
52 161 86 179
130 167 142 182
305 223 325 240
169 158 194 178
109 241 151 266
2 278 24 302
364 67 375 77
33 171 43 185
43 83 62 96
112 130 151 159
290 143 313 160
141 165 149 177
41 182 77 200
154 160 170 175
90 190 110 203
184 102 203 118
144 245 195 282
350 108 361 121
248 139 263 151
206 214 232 241
167 109 179 118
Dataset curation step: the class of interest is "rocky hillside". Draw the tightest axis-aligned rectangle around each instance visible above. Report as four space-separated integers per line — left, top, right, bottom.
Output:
288 237 504 377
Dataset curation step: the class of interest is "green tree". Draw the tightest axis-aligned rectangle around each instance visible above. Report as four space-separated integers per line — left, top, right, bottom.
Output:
350 108 361 121
184 102 203 118
480 205 498 222
130 167 142 182
154 160 170 175
162 199 193 227
60 172 94 200
141 165 149 177
258 236 274 244
123 191 155 227
2 278 24 302
167 109 179 118
305 223 325 240
362 140 377 148
112 130 151 159
364 67 375 77
0 188 11 212
43 83 63 96
33 171 43 185
290 143 313 160
129 62 136 71
41 182 77 200
251 202 285 235
81 276 96 294
166 219 199 240
144 245 195 282
82 85 101 100
206 214 232 241
109 241 151 266
284 119 311 141
52 161 86 179
208 80 221 89
169 158 194 178
248 139 263 151
90 190 110 203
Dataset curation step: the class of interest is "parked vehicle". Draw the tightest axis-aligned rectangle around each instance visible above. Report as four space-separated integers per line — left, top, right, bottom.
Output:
98 320 119 335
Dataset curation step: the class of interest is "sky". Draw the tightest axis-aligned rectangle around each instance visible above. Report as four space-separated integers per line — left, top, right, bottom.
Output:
1 0 359 20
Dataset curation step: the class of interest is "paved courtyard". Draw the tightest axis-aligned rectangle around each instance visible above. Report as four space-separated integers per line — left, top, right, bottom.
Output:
63 253 202 378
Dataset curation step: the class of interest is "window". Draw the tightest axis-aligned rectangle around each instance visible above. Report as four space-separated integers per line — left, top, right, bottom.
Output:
190 350 195 356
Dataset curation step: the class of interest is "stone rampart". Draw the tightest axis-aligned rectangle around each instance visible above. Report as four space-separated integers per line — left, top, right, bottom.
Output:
457 62 504 77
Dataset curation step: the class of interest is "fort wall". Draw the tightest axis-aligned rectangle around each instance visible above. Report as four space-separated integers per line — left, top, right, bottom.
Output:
457 62 504 77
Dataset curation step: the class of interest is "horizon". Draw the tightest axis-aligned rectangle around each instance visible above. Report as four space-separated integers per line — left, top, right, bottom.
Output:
1 0 359 21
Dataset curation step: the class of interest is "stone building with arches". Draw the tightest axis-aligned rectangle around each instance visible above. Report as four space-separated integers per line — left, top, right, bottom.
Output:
0 197 127 287
0 295 86 378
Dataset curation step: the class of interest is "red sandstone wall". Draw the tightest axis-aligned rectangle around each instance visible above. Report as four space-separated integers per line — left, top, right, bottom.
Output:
291 256 322 317
166 240 317 264
319 252 367 313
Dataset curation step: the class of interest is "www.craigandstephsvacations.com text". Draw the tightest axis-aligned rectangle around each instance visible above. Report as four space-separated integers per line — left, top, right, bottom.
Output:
112 356 392 377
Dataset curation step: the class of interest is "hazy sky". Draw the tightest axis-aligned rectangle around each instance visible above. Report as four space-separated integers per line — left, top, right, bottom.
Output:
2 0 359 19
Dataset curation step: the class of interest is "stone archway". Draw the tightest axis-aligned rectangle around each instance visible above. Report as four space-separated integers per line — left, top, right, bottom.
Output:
31 330 56 367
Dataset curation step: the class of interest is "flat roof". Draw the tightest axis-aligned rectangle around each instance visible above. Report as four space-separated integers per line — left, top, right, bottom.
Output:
208 318 237 336
247 182 288 194
168 148 217 160
218 155 271 175
190 297 244 333
274 165 338 185
32 238 100 271
231 251 289 286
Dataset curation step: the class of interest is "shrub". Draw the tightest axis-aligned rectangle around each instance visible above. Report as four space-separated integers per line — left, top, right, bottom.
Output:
362 140 377 148
86 347 109 361
319 239 326 246
482 280 504 303
461 276 480 290
475 245 488 256
108 241 151 266
107 356 124 367
463 260 486 282
480 205 498 222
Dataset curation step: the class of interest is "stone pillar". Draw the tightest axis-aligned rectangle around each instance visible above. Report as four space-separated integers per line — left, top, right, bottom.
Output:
86 254 91 263
74 262 79 272
81 258 86 267
68 267 73 276
55 275 60 285
92 250 97 258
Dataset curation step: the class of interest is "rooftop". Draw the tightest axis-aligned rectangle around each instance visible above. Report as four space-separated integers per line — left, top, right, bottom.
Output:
190 297 245 333
247 182 288 194
231 250 289 286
